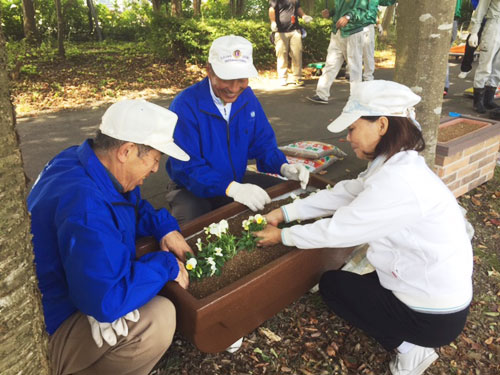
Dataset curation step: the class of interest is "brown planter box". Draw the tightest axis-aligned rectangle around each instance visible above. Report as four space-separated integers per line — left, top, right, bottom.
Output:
136 174 354 353
435 116 500 197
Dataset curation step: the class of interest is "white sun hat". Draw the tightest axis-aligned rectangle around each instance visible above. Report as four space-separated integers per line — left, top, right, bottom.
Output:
208 35 258 80
327 80 422 133
100 99 190 161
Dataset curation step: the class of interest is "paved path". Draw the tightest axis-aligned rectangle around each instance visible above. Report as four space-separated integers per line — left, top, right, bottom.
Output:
16 61 488 208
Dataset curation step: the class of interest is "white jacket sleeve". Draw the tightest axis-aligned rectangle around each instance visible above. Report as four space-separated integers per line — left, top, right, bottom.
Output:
281 169 423 249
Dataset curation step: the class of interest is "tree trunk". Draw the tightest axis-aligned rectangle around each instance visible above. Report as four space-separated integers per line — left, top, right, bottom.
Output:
0 23 51 375
302 0 315 15
54 0 65 57
236 0 244 16
171 0 182 16
21 0 39 45
151 0 162 12
381 4 396 38
193 0 201 16
87 0 103 41
394 0 455 168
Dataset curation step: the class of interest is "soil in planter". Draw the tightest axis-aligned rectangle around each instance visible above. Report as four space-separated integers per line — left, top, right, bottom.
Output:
438 121 487 143
187 196 310 299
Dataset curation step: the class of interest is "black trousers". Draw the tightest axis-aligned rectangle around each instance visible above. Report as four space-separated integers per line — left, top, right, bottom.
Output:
319 270 469 351
166 171 283 225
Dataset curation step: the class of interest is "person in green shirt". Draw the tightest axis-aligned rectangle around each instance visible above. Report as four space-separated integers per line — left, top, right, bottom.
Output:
307 0 375 104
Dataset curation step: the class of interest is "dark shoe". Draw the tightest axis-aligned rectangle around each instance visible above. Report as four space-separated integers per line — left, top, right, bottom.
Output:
473 87 487 114
489 108 500 120
306 95 328 104
293 79 305 87
484 86 499 110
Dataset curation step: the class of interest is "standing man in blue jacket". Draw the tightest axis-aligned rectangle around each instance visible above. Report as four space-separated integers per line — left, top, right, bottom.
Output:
166 35 310 225
28 99 192 375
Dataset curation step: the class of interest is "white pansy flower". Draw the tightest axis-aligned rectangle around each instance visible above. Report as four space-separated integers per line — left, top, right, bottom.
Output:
214 247 223 257
218 219 229 234
207 257 217 276
242 219 250 230
186 257 197 271
254 214 266 225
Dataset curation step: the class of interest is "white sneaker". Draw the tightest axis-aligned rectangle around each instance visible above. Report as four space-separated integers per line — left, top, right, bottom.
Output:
389 345 438 375
225 337 243 353
458 70 470 79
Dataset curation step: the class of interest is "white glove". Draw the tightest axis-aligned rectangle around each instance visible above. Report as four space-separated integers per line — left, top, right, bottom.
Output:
87 309 140 348
302 15 313 23
468 33 478 48
280 163 310 189
271 21 278 32
226 181 271 211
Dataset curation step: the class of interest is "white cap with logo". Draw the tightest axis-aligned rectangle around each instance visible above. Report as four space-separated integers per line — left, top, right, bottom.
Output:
208 35 258 80
100 99 190 161
327 80 422 133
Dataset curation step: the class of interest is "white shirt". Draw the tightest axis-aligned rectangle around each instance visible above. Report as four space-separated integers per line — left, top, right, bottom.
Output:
281 151 473 313
208 77 232 122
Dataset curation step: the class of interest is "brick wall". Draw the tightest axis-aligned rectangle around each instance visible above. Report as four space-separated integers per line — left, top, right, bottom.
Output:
435 135 500 197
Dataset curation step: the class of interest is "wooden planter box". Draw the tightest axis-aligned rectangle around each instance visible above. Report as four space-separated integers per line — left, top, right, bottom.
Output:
435 116 500 197
136 175 354 353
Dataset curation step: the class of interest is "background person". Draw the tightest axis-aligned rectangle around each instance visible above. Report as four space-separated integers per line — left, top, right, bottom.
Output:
27 99 192 375
469 0 500 113
307 0 372 104
269 0 313 86
458 0 483 79
166 35 309 225
256 80 473 375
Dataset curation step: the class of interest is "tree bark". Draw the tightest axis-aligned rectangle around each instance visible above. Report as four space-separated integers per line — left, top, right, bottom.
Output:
302 0 315 15
0 23 51 375
236 0 244 16
54 0 65 57
394 0 455 168
151 0 162 12
87 0 103 41
21 0 39 45
171 0 182 16
381 4 396 38
193 0 201 16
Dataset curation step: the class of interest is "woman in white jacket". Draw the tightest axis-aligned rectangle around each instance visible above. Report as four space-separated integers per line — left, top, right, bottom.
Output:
256 80 473 375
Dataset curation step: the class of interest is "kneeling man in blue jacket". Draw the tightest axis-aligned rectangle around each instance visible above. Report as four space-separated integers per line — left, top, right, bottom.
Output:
166 35 310 224
28 99 192 375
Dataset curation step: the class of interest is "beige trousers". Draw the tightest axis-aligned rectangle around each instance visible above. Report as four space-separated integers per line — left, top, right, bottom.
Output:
49 296 176 375
275 30 303 80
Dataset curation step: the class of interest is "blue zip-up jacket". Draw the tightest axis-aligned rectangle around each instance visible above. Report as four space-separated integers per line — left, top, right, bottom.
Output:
166 77 287 198
27 140 180 335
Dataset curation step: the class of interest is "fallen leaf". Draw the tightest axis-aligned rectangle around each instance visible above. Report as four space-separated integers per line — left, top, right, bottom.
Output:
471 197 482 206
281 366 292 373
326 345 337 357
258 327 282 342
489 218 500 226
485 337 494 345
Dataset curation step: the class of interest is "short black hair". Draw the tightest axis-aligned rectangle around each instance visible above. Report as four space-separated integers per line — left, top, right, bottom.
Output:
361 116 425 160
92 130 153 157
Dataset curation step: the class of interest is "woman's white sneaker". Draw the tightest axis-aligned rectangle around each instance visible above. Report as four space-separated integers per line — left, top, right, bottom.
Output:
389 345 438 375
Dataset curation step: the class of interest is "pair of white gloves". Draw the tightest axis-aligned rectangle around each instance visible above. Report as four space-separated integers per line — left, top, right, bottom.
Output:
87 309 140 347
270 14 313 32
226 163 310 211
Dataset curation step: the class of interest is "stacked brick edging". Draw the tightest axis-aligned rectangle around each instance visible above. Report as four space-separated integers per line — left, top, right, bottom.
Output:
435 116 500 198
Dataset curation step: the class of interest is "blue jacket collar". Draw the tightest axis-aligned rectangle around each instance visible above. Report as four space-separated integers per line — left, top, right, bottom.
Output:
198 77 251 120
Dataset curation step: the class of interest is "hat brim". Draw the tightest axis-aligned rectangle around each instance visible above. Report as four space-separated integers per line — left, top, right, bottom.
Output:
211 62 258 80
157 141 190 161
327 113 362 133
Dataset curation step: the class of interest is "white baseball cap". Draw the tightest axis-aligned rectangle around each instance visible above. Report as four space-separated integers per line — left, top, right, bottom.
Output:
327 80 422 133
208 35 258 80
100 99 190 161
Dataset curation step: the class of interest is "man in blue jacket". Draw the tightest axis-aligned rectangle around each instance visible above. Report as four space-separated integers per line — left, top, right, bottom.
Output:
166 35 310 224
28 99 192 375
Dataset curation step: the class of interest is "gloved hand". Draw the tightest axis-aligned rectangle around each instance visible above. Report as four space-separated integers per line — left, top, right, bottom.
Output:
280 163 309 189
226 181 271 211
271 21 278 32
468 33 478 48
87 309 140 348
302 15 313 23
